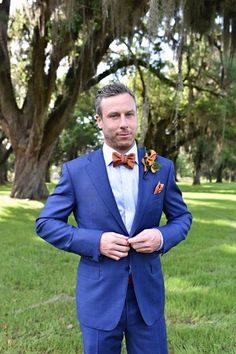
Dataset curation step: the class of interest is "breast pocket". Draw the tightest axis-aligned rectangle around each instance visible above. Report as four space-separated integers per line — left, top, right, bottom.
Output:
151 191 164 201
78 257 100 280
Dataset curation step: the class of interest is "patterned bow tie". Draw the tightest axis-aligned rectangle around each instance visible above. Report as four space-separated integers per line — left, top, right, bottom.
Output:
112 152 136 169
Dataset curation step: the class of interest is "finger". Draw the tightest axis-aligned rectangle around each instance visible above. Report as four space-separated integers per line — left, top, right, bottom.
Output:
110 250 129 260
129 235 147 244
131 242 144 250
101 241 129 256
112 234 129 244
134 244 152 252
132 244 146 251
131 242 152 251
115 239 130 246
114 234 129 240
136 248 151 253
112 244 130 253
108 254 121 261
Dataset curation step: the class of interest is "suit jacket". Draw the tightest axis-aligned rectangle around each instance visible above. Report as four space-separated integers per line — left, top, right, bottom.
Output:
35 147 192 330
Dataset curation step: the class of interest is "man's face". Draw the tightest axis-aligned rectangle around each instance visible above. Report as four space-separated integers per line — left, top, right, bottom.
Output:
96 93 138 153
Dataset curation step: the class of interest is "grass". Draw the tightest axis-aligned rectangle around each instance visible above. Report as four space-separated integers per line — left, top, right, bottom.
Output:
162 183 236 354
0 182 236 353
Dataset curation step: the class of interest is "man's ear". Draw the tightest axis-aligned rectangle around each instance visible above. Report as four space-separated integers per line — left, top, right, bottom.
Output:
96 114 102 129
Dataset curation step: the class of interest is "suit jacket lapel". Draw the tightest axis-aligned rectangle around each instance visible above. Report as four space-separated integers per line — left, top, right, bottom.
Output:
85 148 127 233
130 148 155 236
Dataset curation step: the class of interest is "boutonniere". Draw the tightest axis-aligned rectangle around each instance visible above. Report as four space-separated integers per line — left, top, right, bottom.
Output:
154 181 164 194
142 149 161 175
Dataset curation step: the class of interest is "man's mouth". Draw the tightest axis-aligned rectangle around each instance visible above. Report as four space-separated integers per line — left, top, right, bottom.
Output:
118 133 131 137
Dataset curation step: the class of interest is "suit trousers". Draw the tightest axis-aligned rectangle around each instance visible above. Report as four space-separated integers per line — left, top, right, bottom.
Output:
80 283 168 354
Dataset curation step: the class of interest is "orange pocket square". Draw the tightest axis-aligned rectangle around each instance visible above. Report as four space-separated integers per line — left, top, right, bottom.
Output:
154 181 164 194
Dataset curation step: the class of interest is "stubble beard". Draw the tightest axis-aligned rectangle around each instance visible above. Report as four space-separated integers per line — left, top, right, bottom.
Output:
114 136 135 153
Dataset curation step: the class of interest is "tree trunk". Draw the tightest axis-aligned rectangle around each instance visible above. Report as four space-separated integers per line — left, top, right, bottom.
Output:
0 143 12 184
0 0 148 200
193 168 201 185
193 151 202 185
11 149 52 199
45 161 51 183
0 161 8 184
216 163 224 183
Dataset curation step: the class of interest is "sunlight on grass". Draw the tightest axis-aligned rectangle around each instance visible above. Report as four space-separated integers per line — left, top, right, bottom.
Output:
166 277 206 293
185 200 234 208
184 192 236 201
194 217 236 228
179 181 236 195
219 244 236 254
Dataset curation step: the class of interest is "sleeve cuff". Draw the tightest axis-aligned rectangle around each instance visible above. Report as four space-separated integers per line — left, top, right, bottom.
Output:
157 230 163 251
152 228 163 252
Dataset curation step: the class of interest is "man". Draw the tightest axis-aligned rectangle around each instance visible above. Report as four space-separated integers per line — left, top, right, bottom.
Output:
35 82 192 354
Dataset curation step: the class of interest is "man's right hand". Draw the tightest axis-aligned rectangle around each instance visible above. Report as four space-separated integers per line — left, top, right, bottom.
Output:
100 232 130 261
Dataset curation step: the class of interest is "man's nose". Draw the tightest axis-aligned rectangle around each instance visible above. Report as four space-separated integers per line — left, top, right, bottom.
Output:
120 114 128 127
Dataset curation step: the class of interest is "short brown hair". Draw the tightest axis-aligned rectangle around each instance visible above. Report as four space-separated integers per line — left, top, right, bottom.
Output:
95 82 136 116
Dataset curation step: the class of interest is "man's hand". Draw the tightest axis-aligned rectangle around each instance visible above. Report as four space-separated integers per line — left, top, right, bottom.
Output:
100 232 130 261
128 229 162 253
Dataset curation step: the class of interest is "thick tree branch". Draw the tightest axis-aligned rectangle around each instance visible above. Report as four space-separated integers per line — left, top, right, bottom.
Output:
22 3 51 120
90 56 221 98
40 29 114 153
40 0 148 155
87 56 175 87
0 0 20 138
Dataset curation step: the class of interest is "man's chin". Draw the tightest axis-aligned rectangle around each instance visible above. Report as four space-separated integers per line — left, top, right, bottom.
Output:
116 141 135 152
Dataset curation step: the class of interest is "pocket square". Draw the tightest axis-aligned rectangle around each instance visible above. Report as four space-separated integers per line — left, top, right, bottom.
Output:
154 181 164 194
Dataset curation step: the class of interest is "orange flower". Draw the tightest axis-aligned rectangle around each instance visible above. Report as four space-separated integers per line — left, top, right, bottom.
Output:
145 149 157 164
142 149 160 175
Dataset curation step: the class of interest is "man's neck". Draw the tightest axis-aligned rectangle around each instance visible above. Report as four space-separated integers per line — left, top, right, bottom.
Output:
103 142 136 155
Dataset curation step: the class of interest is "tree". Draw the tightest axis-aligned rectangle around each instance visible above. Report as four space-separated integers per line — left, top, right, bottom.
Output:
0 0 148 199
1 0 236 199
51 91 100 166
0 128 13 184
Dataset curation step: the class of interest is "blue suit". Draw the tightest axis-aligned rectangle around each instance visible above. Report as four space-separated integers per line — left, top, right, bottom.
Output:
36 147 192 339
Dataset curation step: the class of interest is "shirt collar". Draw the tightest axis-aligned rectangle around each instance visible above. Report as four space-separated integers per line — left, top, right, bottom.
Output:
103 142 138 167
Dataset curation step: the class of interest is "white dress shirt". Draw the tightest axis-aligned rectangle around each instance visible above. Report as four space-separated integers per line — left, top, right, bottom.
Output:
103 143 163 250
103 143 139 234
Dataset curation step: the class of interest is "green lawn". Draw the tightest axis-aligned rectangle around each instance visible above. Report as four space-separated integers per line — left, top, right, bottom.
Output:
0 182 235 353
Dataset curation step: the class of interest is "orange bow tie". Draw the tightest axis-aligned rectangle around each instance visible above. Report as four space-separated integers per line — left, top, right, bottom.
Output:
112 152 136 169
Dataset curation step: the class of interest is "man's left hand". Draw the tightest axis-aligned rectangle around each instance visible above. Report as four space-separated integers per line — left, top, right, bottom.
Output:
128 229 162 253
